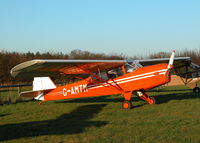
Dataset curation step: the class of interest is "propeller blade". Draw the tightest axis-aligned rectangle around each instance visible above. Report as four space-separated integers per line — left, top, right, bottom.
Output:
168 50 175 69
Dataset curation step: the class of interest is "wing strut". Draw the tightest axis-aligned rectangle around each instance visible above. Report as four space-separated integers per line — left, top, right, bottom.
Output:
76 65 126 93
174 66 193 85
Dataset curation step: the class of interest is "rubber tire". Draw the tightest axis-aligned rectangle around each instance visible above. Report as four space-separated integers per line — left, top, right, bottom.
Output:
193 87 200 93
122 100 132 109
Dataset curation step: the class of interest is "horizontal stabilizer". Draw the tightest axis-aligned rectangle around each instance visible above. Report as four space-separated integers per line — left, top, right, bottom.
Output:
20 89 52 100
20 77 56 101
20 90 45 98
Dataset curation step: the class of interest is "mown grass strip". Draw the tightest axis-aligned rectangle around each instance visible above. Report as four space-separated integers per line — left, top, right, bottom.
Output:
0 86 200 143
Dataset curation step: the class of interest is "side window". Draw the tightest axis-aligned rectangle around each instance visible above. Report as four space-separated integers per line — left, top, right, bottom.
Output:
108 67 124 78
91 71 108 81
116 67 124 76
101 71 108 81
91 73 98 80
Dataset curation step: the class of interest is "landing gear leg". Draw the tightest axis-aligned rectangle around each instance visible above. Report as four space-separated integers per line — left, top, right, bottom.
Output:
136 90 156 104
122 92 132 109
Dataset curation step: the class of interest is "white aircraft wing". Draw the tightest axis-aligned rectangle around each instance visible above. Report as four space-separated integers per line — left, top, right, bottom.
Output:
137 57 191 67
10 59 127 78
11 57 199 79
137 57 200 78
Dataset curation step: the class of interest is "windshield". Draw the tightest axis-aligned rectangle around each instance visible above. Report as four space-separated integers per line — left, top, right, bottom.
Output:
125 62 143 73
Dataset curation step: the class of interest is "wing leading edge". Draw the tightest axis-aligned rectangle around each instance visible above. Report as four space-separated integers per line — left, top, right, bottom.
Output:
137 57 200 78
10 57 194 79
137 57 191 67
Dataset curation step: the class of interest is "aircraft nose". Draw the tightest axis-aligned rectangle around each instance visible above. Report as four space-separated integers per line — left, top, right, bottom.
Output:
165 69 171 82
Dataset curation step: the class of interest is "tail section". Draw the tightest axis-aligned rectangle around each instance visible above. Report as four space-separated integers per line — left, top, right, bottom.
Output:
20 77 56 100
33 77 56 91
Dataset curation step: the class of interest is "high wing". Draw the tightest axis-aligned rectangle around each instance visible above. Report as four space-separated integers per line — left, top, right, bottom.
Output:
137 57 200 78
137 57 191 67
10 59 127 78
11 57 200 79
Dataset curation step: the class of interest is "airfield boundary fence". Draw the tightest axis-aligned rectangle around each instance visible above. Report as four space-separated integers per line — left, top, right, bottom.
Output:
0 84 33 105
0 82 66 105
0 84 32 93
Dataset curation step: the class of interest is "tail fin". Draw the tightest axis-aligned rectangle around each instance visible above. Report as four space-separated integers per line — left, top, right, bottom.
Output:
33 77 56 91
20 77 56 100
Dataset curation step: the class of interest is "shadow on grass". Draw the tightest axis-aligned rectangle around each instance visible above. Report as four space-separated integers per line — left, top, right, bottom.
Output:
150 88 192 93
154 92 199 104
55 88 199 106
132 103 146 109
55 89 199 106
55 95 141 104
0 113 11 117
0 104 108 141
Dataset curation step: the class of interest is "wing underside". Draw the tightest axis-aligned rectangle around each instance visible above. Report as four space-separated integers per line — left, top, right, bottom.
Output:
137 57 191 67
11 57 200 79
138 57 200 78
11 59 127 78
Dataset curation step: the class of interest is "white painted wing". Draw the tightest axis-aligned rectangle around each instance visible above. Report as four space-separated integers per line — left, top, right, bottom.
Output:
137 57 200 78
137 57 191 67
10 59 127 78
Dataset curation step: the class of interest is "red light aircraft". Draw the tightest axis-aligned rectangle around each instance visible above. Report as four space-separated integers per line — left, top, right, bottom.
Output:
11 51 176 109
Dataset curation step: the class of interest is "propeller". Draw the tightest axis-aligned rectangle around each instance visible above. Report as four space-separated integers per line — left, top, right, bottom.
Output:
168 50 175 69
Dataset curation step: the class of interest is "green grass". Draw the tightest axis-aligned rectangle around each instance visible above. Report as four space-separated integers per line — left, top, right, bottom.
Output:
0 86 200 143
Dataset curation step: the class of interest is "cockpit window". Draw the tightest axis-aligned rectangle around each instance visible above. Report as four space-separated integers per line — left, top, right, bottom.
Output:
125 64 134 73
108 67 124 78
100 71 108 80
125 62 143 73
91 73 98 80
91 71 108 81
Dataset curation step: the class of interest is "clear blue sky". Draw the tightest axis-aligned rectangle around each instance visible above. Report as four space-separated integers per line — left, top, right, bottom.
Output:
0 0 200 56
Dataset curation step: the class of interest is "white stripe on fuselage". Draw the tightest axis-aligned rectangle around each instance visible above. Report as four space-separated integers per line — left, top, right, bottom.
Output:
89 68 168 90
108 69 167 83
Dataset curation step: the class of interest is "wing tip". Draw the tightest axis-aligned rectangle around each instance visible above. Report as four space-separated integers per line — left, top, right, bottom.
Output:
10 60 45 78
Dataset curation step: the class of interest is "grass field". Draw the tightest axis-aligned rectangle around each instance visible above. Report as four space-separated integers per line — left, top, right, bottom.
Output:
0 86 200 143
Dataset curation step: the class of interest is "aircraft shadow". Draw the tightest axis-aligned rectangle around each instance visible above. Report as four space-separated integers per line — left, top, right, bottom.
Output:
150 88 192 93
56 95 141 104
154 92 199 104
0 113 11 117
0 104 108 142
55 90 199 108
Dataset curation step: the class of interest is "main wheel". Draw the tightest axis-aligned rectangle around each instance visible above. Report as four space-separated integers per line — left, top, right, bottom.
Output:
193 87 200 93
122 100 132 109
